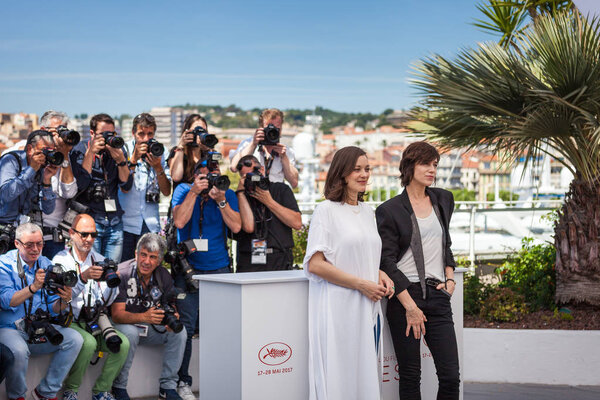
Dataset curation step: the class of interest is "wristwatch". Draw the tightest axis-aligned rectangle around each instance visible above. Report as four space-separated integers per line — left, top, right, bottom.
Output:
61 159 70 168
218 200 227 209
116 160 127 167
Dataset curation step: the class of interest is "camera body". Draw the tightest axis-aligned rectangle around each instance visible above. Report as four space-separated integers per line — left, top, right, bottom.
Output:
56 125 80 146
164 240 199 292
93 259 121 288
86 182 108 203
25 309 63 345
0 224 16 254
157 302 183 333
43 264 77 295
244 167 270 194
42 148 64 166
145 192 160 203
204 152 230 192
189 126 218 149
143 138 164 158
101 131 124 149
260 124 280 146
56 200 90 242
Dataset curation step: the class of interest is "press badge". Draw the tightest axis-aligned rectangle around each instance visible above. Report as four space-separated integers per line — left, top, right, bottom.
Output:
18 215 30 225
251 239 267 264
104 199 117 212
193 239 209 252
135 324 148 337
150 286 162 301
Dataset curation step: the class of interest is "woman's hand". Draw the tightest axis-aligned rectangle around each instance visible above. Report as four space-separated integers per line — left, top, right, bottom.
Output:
405 304 427 339
357 279 387 302
378 270 395 299
436 279 455 296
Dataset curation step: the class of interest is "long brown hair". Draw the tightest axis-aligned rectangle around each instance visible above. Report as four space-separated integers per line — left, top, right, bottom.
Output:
181 114 208 182
324 146 367 203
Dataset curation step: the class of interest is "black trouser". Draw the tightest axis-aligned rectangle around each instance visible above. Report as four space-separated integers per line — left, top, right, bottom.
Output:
0 342 14 384
387 283 460 400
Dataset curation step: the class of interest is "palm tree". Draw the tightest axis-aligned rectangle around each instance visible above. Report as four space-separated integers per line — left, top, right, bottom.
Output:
411 12 600 305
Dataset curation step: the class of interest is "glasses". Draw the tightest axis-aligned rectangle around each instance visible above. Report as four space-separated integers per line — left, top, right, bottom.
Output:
72 229 98 239
16 240 44 250
236 159 254 171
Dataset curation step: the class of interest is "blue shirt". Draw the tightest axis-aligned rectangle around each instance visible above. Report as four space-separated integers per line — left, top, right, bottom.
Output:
0 250 60 329
0 151 56 225
118 140 172 235
70 140 133 223
172 184 239 271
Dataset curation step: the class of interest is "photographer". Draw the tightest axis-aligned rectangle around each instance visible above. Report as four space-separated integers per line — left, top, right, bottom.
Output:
39 111 79 259
119 113 171 261
52 213 129 400
229 108 298 188
170 155 241 398
0 131 59 251
70 114 133 262
111 233 186 400
235 155 302 272
0 223 83 400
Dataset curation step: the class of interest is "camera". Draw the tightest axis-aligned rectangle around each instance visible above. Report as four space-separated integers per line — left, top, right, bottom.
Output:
194 152 230 194
93 259 121 288
145 192 160 203
206 173 230 192
260 124 280 146
156 289 184 333
244 167 270 194
25 309 63 345
56 200 90 242
56 125 80 146
80 301 122 353
143 138 164 158
43 264 77 295
101 131 124 149
86 182 108 203
188 126 218 149
0 224 16 254
42 148 64 166
164 240 199 292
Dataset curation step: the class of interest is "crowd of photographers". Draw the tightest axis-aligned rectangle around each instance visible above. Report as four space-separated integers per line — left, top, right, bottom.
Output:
0 108 301 400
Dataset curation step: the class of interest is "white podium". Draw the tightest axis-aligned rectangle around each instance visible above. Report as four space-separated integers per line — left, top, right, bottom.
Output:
195 269 465 400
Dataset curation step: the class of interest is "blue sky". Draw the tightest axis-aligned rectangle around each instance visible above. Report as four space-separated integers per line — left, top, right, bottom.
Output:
0 0 596 117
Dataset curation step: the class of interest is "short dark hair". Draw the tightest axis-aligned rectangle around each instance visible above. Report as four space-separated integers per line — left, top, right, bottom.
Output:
237 154 260 171
399 141 440 187
90 113 115 132
132 113 156 133
324 146 367 203
181 114 207 133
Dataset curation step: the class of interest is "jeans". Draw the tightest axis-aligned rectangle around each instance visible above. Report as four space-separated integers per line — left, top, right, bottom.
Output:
94 220 123 263
386 284 460 400
0 342 14 384
121 221 150 263
0 326 83 399
42 239 67 260
112 323 186 391
63 322 130 394
175 266 230 386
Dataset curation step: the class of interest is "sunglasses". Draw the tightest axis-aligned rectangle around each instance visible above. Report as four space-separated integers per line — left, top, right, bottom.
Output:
236 159 253 171
72 229 98 239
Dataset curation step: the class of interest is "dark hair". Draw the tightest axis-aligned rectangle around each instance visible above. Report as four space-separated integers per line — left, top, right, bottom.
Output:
324 146 367 203
132 113 156 133
181 114 207 133
26 130 53 147
180 114 208 183
399 141 440 187
90 113 115 132
237 154 260 171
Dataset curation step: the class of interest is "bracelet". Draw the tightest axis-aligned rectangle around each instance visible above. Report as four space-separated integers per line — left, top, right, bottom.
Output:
41 183 51 188
235 189 245 194
116 160 127 167
28 285 35 294
445 278 455 285
174 147 184 152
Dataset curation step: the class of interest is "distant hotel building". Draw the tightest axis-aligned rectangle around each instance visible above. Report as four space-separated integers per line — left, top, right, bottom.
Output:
150 107 198 147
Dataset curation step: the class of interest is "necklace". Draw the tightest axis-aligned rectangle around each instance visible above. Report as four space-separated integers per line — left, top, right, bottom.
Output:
346 203 361 214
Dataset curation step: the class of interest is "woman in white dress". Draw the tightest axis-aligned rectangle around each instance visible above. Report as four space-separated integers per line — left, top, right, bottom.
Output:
303 146 394 400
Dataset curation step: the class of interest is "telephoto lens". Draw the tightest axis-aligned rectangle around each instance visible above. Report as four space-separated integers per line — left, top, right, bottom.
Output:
42 149 64 166
96 259 121 288
260 124 280 146
97 313 122 353
43 264 77 294
56 125 81 146
145 138 164 157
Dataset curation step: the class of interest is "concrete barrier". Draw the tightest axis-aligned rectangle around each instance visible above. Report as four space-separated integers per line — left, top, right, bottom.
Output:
0 339 198 400
463 328 600 385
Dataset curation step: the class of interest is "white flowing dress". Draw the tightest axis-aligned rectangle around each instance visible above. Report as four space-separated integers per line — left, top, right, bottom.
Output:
303 200 383 400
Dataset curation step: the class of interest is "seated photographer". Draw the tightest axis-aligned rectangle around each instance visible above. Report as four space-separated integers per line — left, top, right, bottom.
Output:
0 130 59 252
119 113 171 262
0 223 83 400
111 233 186 400
52 213 129 400
229 108 298 188
235 155 302 272
39 111 79 259
170 155 240 399
167 114 214 189
70 114 133 263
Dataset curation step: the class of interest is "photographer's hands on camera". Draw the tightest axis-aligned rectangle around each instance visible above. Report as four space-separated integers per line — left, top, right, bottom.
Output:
131 141 162 170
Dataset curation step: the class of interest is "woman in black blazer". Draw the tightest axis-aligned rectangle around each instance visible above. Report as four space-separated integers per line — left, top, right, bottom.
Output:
376 141 460 400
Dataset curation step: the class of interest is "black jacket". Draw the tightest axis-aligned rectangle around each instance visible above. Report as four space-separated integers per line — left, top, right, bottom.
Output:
375 187 456 296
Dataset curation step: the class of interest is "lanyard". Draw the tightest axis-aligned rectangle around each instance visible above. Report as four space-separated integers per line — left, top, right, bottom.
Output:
72 248 104 306
134 264 154 300
17 256 40 317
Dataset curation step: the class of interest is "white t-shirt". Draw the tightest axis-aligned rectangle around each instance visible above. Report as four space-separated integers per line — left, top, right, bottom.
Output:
395 209 445 283
231 137 296 184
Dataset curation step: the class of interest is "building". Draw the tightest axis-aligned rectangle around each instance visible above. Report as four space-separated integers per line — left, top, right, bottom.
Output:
150 107 199 147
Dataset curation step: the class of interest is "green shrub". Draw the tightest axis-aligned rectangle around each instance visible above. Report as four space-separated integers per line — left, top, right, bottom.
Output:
292 224 309 267
496 237 556 311
480 287 528 322
463 272 498 316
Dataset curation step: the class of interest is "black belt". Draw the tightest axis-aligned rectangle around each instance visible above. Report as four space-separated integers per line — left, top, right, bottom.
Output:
425 278 443 288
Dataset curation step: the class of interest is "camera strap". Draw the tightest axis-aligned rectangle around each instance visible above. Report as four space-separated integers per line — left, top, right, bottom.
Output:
17 256 36 318
259 146 275 178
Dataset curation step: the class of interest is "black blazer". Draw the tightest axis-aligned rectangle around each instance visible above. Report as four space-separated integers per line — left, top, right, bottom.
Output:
375 187 456 295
